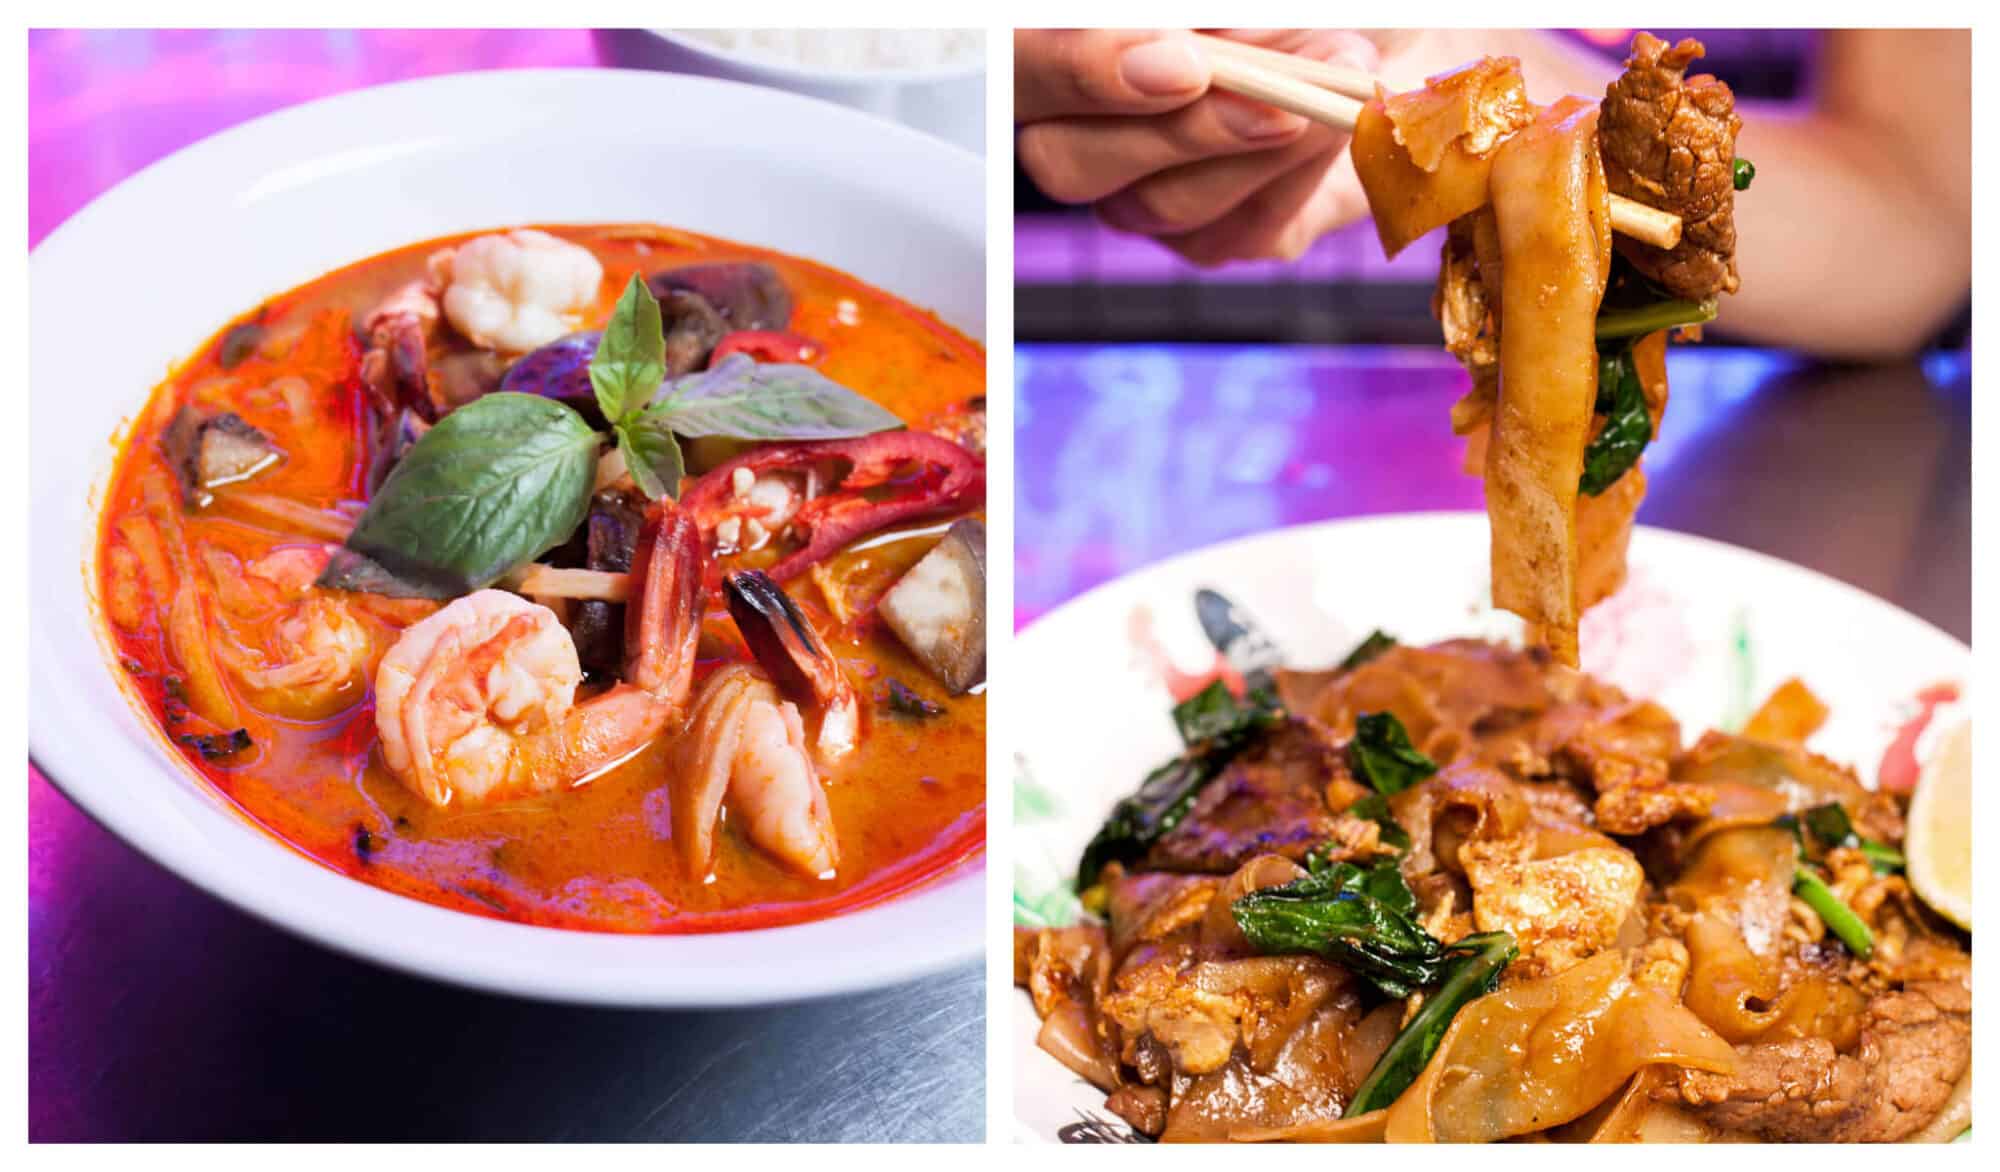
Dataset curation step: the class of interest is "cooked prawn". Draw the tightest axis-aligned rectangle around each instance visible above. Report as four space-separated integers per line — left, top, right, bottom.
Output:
373 498 704 807
723 569 861 761
358 279 441 420
205 544 393 720
431 229 603 353
672 664 839 879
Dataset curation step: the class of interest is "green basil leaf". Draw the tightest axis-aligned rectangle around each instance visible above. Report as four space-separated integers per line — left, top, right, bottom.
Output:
1171 680 1281 747
1579 342 1653 496
650 353 902 440
1338 629 1397 672
589 274 666 427
617 415 685 502
325 392 599 598
1232 855 1460 998
1346 792 1412 853
1349 711 1438 795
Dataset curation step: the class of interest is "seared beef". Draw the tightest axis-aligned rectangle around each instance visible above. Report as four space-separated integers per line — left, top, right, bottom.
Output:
1599 33 1743 299
1143 720 1342 873
1665 980 1971 1142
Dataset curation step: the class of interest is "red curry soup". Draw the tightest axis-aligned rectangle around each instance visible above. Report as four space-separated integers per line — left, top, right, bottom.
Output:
95 223 987 933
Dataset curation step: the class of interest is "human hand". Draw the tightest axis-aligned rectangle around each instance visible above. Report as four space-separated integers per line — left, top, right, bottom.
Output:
1015 28 1385 265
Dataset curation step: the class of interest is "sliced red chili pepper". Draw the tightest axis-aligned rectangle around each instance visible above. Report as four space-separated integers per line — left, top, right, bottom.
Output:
710 330 824 366
682 432 984 581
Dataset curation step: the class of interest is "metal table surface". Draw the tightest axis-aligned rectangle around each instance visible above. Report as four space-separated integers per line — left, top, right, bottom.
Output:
1015 343 1971 642
29 29 981 1143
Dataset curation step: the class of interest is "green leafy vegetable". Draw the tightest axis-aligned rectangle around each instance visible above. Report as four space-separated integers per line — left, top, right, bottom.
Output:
617 411 686 501
1232 854 1485 998
1594 249 1718 343
589 274 668 426
1794 864 1874 958
1733 156 1756 191
1346 931 1517 1115
322 393 599 598
1338 630 1397 672
1778 802 1906 874
1348 712 1436 795
1579 342 1652 495
650 353 903 440
1171 680 1280 746
1075 688 1283 889
1346 792 1412 853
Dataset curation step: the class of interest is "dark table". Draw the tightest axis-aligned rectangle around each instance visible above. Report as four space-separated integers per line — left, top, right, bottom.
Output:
29 29 981 1143
1015 343 1970 642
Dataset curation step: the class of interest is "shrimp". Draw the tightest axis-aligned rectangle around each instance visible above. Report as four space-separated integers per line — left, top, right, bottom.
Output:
374 498 704 807
358 279 441 420
672 664 839 880
206 544 386 721
431 229 603 353
723 569 861 761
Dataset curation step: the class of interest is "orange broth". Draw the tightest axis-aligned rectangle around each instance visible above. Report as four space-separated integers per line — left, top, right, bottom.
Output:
93 224 985 933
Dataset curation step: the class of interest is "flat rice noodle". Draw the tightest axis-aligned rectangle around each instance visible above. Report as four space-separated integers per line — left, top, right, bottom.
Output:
1575 462 1646 611
1483 96 1612 667
1233 1108 1388 1143
1354 59 1533 258
1382 949 1734 1143
1680 912 1783 1042
1352 99 1496 258
1036 998 1119 1090
1668 826 1796 1041
1549 1068 1722 1143
1383 57 1535 169
1740 677 1830 745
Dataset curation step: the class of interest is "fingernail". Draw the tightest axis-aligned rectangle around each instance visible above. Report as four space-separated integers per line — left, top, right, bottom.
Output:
1216 97 1305 141
1119 38 1204 97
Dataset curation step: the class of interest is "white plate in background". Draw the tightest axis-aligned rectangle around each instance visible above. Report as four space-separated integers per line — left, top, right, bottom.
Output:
1010 513 1969 1141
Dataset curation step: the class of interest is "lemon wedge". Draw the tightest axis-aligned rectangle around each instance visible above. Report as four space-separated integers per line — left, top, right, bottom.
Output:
1906 718 1971 931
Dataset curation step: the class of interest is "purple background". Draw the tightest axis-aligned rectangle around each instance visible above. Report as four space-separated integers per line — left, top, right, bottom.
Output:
1015 345 1971 631
30 29 980 1142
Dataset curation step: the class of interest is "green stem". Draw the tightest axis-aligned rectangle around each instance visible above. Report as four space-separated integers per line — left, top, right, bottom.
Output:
1859 840 1906 874
1346 932 1517 1116
1794 867 1874 958
1595 297 1718 341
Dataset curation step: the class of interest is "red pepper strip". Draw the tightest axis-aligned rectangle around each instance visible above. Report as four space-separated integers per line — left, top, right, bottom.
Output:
682 432 984 581
710 330 824 366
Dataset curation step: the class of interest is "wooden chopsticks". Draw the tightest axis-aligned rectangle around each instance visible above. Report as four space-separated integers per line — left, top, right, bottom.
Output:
1194 34 1683 250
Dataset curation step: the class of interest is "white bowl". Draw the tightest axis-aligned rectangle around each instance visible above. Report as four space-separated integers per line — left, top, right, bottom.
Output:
29 68 986 1007
593 29 985 155
1010 514 1971 1140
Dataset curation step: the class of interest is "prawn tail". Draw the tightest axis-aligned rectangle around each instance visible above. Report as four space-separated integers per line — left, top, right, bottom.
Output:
625 498 706 714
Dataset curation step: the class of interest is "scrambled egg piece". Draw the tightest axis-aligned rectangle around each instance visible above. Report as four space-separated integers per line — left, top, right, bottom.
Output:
1461 840 1644 976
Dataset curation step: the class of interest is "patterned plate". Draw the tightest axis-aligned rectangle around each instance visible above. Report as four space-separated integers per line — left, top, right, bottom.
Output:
1011 512 1970 1142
